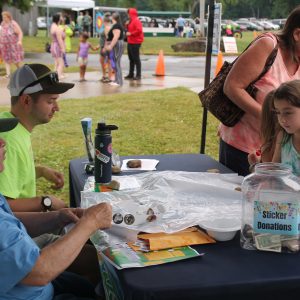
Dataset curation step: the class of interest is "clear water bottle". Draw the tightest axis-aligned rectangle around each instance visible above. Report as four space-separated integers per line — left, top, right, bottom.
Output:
241 162 300 253
94 122 118 189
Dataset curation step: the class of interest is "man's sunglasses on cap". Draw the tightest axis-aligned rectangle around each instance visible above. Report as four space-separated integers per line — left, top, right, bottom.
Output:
18 72 59 96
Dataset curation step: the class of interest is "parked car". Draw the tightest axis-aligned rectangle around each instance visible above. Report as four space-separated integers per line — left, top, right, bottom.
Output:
37 17 47 29
271 18 286 29
138 16 151 24
237 18 249 22
253 20 272 30
262 20 280 30
235 20 263 31
223 19 246 31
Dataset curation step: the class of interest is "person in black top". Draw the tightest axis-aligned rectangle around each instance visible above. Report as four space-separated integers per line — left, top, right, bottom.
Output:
105 12 124 86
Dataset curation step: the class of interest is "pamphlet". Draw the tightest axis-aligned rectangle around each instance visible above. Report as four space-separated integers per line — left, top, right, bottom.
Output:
100 243 203 270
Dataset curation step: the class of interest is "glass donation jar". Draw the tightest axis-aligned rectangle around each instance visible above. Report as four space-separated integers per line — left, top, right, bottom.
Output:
241 162 300 253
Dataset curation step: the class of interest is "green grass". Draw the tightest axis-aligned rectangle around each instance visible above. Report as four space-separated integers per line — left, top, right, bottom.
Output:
3 31 258 204
24 30 257 56
0 88 219 204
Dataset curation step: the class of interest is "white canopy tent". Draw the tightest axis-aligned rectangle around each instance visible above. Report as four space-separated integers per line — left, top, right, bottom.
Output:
45 0 95 9
39 0 95 35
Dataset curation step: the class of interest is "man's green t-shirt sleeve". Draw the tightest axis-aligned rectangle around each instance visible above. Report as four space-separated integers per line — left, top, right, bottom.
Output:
0 116 36 199
0 142 25 199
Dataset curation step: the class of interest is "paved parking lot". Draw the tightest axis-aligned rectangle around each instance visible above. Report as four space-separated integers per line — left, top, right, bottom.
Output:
0 53 236 105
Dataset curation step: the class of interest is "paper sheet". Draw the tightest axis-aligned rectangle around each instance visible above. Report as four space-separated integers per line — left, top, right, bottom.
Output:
121 159 159 171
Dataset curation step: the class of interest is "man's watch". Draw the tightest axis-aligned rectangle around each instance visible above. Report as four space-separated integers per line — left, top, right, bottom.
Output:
41 196 52 211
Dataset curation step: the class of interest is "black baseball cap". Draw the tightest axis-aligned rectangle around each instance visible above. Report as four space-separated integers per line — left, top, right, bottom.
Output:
0 118 18 132
8 64 74 97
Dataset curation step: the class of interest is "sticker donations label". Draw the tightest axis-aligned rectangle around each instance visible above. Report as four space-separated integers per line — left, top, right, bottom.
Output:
253 191 300 235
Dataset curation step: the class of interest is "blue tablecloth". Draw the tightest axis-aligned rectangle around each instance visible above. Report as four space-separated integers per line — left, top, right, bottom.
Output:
69 154 300 300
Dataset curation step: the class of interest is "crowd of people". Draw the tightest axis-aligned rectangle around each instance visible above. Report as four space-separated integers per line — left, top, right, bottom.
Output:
1 3 300 299
0 9 145 87
0 7 144 299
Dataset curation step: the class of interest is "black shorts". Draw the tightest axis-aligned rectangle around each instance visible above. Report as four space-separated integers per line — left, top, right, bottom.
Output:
178 26 184 33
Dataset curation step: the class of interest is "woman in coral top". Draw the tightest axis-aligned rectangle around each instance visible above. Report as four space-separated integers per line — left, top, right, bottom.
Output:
219 5 300 176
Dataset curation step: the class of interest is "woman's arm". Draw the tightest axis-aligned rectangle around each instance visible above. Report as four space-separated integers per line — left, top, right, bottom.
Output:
224 37 276 119
56 27 65 53
12 20 23 44
89 42 98 51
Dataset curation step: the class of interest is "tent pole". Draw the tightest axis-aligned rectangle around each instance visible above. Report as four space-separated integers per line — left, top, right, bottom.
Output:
93 7 95 37
200 0 215 154
46 5 49 38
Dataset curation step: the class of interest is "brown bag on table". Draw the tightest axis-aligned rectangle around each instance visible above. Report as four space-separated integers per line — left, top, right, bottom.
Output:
198 34 278 127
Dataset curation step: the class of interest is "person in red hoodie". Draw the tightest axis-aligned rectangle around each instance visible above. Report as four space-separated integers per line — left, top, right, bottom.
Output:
124 8 144 80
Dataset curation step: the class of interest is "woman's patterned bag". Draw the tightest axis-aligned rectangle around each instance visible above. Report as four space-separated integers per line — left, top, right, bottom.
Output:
199 34 278 127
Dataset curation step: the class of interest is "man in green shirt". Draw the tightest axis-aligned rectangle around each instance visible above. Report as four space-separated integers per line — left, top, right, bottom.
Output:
0 63 74 213
0 65 108 292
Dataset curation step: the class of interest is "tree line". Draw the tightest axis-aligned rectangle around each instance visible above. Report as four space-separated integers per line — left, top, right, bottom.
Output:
95 0 300 19
1 0 299 20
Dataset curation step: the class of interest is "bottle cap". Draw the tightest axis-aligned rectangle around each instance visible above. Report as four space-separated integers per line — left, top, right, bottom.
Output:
96 122 118 134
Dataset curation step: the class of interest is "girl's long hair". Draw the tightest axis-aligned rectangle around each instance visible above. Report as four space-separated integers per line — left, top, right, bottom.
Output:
260 90 280 157
273 79 300 108
272 80 300 145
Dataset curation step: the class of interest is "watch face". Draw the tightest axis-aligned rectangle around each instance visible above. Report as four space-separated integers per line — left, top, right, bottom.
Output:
43 197 52 207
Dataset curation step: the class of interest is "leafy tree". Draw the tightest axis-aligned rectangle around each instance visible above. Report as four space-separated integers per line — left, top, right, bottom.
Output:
221 0 299 19
123 0 136 8
82 0 300 19
136 0 152 10
0 0 32 12
271 0 299 18
136 0 194 11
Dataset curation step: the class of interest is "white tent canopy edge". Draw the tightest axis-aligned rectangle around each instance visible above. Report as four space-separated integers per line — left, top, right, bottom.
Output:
41 0 95 36
45 0 95 9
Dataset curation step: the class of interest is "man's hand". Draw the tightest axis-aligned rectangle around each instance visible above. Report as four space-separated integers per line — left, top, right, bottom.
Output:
83 203 112 231
49 195 67 210
40 166 64 189
57 207 85 227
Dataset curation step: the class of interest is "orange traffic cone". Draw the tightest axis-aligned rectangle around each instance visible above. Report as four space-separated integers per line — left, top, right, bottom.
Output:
155 50 165 76
214 51 224 77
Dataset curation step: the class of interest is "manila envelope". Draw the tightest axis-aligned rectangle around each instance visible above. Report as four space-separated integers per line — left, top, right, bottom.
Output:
136 227 215 251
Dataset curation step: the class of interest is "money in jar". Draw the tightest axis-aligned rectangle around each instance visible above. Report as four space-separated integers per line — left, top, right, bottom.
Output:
241 162 300 253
